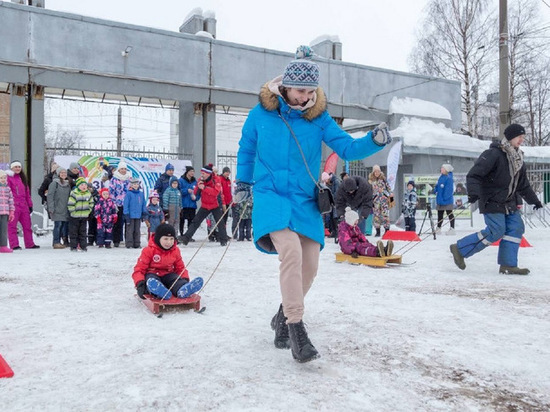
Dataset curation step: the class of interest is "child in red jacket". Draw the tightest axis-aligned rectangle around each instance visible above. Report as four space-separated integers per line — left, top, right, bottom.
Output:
132 223 203 300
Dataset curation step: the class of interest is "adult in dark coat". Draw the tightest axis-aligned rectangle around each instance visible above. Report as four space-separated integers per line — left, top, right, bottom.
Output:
450 124 543 275
335 175 373 234
38 162 59 208
154 163 175 210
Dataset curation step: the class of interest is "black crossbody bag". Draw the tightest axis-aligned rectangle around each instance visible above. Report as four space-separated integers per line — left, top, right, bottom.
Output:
278 111 335 215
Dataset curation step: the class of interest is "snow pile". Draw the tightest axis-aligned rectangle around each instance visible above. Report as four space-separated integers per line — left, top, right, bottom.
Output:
389 97 452 120
1 217 549 410
391 117 490 155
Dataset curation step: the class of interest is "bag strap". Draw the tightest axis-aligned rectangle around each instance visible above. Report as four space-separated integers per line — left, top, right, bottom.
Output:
277 109 323 191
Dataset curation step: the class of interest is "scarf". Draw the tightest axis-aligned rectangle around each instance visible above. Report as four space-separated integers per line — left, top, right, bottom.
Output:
500 137 524 200
113 170 130 181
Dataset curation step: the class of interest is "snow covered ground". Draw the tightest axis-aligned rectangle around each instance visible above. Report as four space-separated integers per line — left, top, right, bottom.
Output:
1 213 549 411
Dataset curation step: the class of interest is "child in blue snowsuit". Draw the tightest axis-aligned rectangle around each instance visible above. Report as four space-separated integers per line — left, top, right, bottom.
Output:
145 190 164 239
123 178 147 249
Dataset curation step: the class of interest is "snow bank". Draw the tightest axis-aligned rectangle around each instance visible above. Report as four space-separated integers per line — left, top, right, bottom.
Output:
389 97 452 120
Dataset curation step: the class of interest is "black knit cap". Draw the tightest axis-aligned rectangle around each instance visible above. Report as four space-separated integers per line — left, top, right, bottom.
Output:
154 223 176 249
343 177 357 192
185 165 194 174
504 124 526 141
407 180 415 188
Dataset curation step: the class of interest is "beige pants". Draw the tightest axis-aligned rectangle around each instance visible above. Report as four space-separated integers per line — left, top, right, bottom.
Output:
269 228 320 323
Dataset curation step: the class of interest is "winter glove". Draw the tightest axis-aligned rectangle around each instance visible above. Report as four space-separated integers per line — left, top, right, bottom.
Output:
124 214 130 222
467 195 478 204
113 215 118 224
351 251 359 259
234 181 252 203
136 281 147 300
372 122 392 146
164 210 170 220
8 212 14 222
534 202 544 210
29 207 33 214
145 220 151 228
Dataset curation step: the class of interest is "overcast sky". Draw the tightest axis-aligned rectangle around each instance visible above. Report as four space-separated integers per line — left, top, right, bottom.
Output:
44 0 436 72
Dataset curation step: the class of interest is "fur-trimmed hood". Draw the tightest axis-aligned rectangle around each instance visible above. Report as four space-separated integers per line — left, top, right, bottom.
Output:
259 79 327 121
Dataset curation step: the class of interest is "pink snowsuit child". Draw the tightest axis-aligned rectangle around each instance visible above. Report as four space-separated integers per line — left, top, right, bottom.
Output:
7 161 38 249
338 207 393 257
0 169 15 253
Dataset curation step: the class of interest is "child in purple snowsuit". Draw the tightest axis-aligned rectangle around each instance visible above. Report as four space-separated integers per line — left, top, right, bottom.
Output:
338 207 393 258
94 188 118 248
0 169 15 253
7 161 39 250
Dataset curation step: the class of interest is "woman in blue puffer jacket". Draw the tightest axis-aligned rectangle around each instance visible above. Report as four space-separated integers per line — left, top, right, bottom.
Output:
433 163 455 234
235 46 391 363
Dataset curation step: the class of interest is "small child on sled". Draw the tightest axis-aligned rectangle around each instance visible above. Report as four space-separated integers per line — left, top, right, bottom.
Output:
132 223 203 300
338 207 394 258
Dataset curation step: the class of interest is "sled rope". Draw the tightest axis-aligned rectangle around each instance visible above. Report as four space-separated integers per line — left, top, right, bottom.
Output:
393 203 472 256
159 200 249 299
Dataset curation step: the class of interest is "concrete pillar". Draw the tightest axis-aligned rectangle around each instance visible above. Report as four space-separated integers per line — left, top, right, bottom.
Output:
30 85 45 223
179 102 204 169
203 104 216 165
179 14 204 35
9 85 26 166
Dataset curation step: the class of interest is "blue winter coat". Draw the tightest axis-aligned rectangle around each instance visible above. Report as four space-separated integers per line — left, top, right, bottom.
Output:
123 188 147 219
236 84 385 254
179 177 199 209
434 172 454 206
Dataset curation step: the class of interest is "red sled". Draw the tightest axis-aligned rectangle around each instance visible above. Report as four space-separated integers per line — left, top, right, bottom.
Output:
137 293 201 315
0 354 14 378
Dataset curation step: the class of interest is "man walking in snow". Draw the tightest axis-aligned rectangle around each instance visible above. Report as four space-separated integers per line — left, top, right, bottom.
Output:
450 124 543 275
235 45 391 363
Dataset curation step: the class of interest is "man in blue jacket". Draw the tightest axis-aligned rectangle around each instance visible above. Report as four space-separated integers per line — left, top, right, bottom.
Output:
450 124 543 275
235 45 391 363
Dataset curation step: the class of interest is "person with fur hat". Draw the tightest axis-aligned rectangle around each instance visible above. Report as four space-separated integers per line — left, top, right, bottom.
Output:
67 177 94 251
450 124 543 275
402 180 418 232
109 160 132 247
178 166 198 239
7 161 39 250
368 165 393 237
334 175 373 235
47 167 71 248
179 163 228 246
145 190 164 238
338 207 393 258
154 162 176 211
94 188 118 248
132 223 203 301
123 177 147 249
162 176 182 230
0 169 15 253
433 163 456 235
235 45 391 363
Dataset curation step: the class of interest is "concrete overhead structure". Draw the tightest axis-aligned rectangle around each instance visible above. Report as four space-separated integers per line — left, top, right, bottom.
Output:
0 1 461 215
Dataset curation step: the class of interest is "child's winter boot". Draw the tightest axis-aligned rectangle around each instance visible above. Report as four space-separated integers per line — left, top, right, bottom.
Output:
376 240 385 257
288 321 320 363
270 304 290 349
384 240 394 256
375 228 381 237
176 277 204 298
146 278 173 300
0 246 13 253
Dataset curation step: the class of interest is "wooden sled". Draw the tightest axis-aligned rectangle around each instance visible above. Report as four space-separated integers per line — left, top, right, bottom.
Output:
335 252 402 267
137 293 201 315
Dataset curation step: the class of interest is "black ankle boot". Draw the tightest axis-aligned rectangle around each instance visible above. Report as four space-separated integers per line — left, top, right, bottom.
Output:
270 304 290 349
375 228 381 237
288 321 320 363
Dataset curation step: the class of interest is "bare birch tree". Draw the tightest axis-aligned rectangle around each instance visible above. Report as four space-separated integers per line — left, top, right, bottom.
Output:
409 0 496 136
